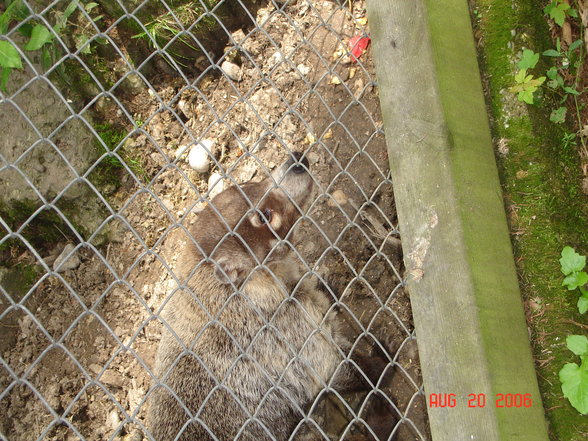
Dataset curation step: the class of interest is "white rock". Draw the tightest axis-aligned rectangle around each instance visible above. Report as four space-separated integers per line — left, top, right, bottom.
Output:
221 60 242 82
53 243 81 272
270 51 283 67
208 172 225 200
188 140 214 172
108 409 121 431
297 63 310 76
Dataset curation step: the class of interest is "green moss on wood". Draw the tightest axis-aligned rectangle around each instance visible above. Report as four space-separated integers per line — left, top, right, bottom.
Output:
472 0 588 439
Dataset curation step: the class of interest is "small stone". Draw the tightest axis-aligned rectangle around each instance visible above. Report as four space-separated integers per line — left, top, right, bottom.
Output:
108 409 121 431
328 189 348 207
208 172 225 200
221 61 242 82
160 198 173 211
53 244 81 272
100 369 124 388
31 162 46 173
231 29 246 45
89 363 102 375
120 73 145 95
297 63 311 76
304 133 316 144
329 75 342 85
307 152 320 164
270 51 283 67
188 140 214 172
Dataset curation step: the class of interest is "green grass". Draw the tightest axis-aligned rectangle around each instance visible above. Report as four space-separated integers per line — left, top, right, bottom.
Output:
473 0 588 439
132 0 221 64
91 123 148 187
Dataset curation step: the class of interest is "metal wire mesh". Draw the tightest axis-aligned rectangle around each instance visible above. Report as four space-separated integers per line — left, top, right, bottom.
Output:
0 0 429 440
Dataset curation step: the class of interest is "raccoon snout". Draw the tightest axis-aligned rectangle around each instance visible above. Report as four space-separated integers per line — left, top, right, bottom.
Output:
288 152 309 174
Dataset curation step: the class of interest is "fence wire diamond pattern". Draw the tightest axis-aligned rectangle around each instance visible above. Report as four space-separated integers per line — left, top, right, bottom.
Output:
0 1 429 440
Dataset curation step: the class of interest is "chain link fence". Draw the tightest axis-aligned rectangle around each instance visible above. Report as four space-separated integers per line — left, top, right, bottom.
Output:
0 0 429 440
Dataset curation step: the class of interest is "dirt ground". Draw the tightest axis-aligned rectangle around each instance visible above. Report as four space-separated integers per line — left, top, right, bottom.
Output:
0 1 429 440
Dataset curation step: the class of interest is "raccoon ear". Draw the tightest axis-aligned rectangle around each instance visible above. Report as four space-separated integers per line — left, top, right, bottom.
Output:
213 256 249 285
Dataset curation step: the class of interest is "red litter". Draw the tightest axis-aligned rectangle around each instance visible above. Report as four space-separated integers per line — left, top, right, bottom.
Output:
348 35 371 62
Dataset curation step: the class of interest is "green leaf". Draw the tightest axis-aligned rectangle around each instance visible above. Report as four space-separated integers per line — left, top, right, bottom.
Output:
518 49 540 70
543 49 561 57
519 89 535 104
54 1 78 34
510 83 524 93
560 361 588 414
17 22 34 37
549 5 567 26
0 0 31 34
74 34 91 54
85 2 99 12
569 39 583 52
563 86 581 95
533 76 546 87
546 66 558 79
10 0 31 22
63 1 79 21
0 40 23 69
514 68 527 84
569 8 579 18
560 246 586 275
564 271 588 290
0 15 10 35
578 296 588 314
24 25 53 51
550 106 567 124
0 66 11 92
41 46 52 70
567 336 588 356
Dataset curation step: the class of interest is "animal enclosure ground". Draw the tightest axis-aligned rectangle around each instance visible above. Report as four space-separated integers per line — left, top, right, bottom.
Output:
0 1 429 440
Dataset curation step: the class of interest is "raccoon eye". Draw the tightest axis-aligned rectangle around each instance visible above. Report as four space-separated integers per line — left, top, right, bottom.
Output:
258 209 272 225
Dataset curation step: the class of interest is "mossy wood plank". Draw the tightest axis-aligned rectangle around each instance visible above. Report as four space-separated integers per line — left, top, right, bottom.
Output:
366 0 549 440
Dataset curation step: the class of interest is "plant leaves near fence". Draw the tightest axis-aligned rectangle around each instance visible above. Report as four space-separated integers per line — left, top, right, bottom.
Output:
24 25 54 51
0 66 11 92
567 335 588 356
550 106 567 124
54 0 79 35
518 49 540 70
560 362 588 414
0 41 23 69
560 246 586 275
543 48 561 57
560 336 588 415
563 271 588 291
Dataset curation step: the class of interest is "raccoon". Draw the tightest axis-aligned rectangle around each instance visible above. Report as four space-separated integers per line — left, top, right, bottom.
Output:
147 153 389 441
